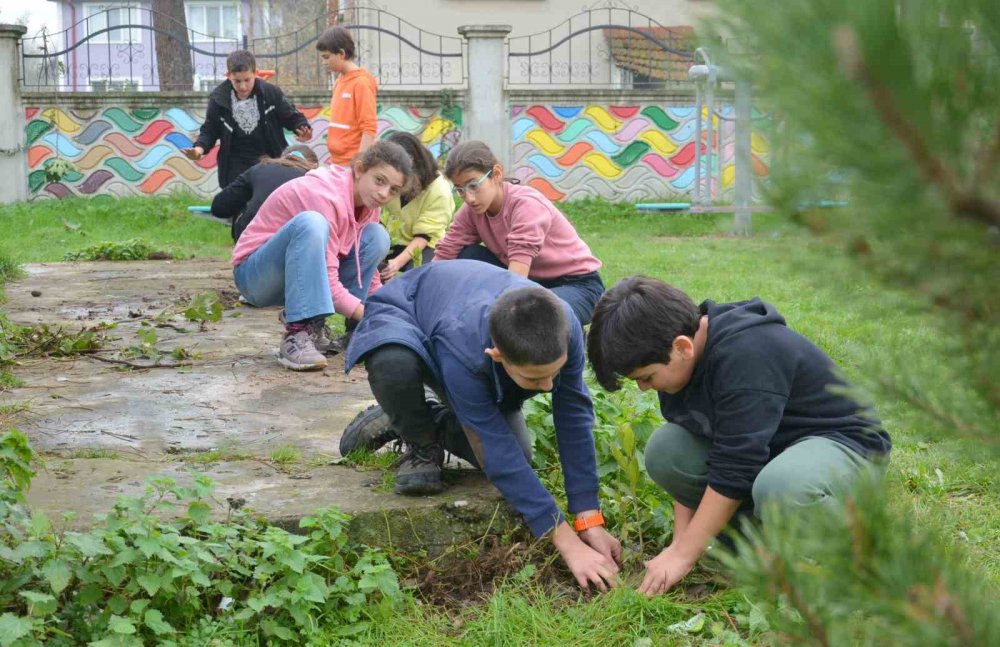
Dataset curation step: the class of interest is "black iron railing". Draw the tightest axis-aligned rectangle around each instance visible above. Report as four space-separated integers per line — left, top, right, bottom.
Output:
506 3 695 88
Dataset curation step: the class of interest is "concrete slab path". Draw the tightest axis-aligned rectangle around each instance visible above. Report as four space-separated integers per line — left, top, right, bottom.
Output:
0 260 509 549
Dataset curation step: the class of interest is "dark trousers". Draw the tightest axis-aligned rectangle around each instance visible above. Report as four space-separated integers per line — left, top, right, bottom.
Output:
456 244 605 325
364 344 532 469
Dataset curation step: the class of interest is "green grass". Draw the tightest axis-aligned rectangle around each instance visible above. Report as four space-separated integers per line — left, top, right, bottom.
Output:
0 196 996 643
0 193 232 264
182 447 254 465
268 444 301 465
65 448 120 459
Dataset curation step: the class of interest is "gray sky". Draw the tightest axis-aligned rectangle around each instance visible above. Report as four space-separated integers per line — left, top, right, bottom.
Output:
0 0 60 36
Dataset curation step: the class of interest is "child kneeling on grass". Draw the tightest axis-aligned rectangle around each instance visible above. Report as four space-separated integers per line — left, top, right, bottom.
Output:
587 276 892 597
434 140 605 326
341 260 622 591
230 141 411 371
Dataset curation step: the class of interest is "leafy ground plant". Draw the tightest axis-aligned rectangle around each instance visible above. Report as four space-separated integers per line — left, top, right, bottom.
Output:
63 239 172 262
0 430 403 646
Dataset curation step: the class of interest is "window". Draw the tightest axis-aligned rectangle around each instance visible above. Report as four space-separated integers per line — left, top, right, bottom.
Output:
84 4 143 45
91 78 141 92
186 2 240 41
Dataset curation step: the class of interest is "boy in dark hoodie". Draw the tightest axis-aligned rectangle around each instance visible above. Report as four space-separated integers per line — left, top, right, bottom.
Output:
341 260 622 592
587 276 891 597
183 50 312 188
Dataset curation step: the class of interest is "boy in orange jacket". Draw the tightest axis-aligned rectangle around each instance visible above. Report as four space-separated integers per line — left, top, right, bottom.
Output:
317 27 378 165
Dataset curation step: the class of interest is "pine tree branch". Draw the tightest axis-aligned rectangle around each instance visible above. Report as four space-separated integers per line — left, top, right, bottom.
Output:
932 578 976 645
833 26 1000 228
876 374 996 446
972 117 1000 190
763 549 831 647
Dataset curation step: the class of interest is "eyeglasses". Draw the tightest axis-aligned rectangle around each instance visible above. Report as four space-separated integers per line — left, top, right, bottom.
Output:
452 169 493 197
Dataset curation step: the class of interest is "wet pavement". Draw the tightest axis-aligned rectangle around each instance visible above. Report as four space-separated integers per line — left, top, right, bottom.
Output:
1 260 506 546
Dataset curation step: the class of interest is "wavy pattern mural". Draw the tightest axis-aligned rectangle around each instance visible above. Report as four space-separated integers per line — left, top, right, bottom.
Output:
24 104 462 200
510 103 769 203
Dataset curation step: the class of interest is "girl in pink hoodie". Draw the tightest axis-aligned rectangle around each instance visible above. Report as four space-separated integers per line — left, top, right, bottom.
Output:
434 140 604 325
232 141 412 371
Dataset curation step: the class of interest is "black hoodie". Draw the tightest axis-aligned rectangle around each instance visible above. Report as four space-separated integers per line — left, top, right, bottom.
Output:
658 298 891 501
193 78 309 188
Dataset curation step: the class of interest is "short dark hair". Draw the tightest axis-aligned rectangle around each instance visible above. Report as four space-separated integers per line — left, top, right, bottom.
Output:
443 140 498 179
489 287 569 366
226 50 256 74
386 131 439 199
317 26 355 59
587 276 700 391
357 140 414 179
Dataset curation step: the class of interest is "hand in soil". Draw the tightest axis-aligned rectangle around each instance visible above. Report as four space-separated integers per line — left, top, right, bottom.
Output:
551 521 619 592
638 545 696 597
578 526 623 567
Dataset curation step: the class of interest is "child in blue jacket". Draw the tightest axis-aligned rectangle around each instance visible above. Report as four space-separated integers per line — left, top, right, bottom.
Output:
342 260 621 591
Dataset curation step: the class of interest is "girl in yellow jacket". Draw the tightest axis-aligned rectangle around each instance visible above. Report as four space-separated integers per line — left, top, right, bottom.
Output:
378 131 456 281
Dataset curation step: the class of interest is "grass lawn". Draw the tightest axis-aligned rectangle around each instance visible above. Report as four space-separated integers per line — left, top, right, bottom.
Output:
0 195 996 644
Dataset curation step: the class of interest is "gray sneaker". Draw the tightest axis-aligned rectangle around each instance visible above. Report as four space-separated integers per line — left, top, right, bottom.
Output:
276 330 327 371
394 442 446 495
279 311 333 355
340 404 400 455
309 319 333 354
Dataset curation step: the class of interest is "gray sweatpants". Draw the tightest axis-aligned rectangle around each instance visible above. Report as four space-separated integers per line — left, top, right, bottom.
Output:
644 423 883 518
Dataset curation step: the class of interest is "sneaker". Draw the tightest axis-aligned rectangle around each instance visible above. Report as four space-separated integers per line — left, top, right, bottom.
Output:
394 442 446 495
276 330 327 371
309 319 333 354
279 311 333 355
340 404 400 455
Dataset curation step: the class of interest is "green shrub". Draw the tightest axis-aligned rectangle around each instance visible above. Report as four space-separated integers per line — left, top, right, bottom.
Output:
524 375 673 551
0 430 402 645
64 239 170 262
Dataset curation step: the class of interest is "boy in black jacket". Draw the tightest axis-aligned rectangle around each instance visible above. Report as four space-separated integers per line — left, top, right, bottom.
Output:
587 276 891 597
183 50 312 188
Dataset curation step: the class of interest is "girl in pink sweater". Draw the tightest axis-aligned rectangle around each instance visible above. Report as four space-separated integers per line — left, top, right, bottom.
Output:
232 141 411 371
435 140 604 325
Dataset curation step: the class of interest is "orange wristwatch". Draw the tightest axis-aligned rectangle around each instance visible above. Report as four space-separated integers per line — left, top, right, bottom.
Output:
572 511 605 532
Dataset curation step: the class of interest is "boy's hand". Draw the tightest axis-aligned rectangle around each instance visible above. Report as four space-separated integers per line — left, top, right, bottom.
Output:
294 125 313 142
182 146 204 161
637 545 696 597
578 526 623 566
551 521 619 592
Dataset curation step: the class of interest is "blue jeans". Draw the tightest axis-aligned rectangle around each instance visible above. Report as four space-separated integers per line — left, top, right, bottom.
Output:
456 244 605 325
234 211 390 322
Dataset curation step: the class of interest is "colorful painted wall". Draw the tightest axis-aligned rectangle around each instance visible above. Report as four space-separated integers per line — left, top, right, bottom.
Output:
510 103 769 203
24 102 462 200
24 97 768 203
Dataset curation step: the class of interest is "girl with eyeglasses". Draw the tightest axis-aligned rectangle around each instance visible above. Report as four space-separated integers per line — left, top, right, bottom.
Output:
434 140 605 325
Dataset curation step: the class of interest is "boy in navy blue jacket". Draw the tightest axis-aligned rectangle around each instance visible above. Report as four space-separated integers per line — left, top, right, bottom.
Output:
343 260 621 591
587 276 891 597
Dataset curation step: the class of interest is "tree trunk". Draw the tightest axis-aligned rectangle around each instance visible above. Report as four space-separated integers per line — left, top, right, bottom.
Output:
152 0 195 91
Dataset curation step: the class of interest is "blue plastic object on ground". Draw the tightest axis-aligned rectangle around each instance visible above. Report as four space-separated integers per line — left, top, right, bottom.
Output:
635 202 692 211
187 205 212 213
